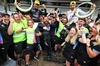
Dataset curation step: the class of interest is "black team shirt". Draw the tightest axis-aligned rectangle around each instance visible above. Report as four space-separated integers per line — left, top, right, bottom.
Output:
0 22 13 44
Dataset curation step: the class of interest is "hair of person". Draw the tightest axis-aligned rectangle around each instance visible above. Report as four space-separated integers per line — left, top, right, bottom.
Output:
18 11 21 14
62 17 68 21
44 16 48 19
25 13 31 17
13 13 19 19
40 15 45 19
94 24 100 46
65 27 78 45
27 19 34 26
79 18 86 22
95 19 100 25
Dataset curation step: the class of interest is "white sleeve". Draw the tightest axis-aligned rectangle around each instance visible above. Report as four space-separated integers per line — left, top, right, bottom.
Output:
78 8 89 15
67 11 73 21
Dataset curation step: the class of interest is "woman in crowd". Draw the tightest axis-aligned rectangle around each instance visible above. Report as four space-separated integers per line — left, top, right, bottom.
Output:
8 13 27 66
86 22 100 66
63 27 86 66
75 21 100 66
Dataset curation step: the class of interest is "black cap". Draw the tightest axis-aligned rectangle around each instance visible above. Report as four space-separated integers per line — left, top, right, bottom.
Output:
50 13 54 16
52 16 55 18
3 13 10 17
59 14 62 17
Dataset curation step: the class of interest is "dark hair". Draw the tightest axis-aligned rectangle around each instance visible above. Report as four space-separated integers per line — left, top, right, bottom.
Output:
25 13 31 16
27 19 34 26
70 27 78 33
79 18 86 22
13 13 19 18
62 17 68 21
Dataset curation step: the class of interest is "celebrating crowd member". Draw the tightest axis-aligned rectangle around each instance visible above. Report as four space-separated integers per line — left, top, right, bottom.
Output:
30 1 47 22
0 0 99 66
83 18 91 31
74 18 89 36
67 1 96 24
63 27 78 66
50 16 58 53
0 13 15 64
54 17 68 56
63 27 86 66
16 19 41 66
8 13 27 66
25 14 32 20
36 17 56 60
86 23 100 66
14 0 47 22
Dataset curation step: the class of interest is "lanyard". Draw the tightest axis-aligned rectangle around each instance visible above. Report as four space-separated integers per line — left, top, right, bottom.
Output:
73 42 78 49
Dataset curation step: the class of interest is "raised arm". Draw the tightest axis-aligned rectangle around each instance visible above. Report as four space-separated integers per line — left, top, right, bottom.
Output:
79 27 87 43
16 26 27 33
7 16 14 35
78 4 96 15
86 39 100 58
47 9 53 17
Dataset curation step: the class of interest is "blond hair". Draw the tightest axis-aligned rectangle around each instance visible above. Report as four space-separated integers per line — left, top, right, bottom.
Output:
27 19 34 26
94 24 100 46
65 27 78 45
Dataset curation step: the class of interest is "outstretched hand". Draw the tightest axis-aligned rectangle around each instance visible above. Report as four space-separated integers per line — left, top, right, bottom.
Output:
72 10 77 17
80 27 85 33
89 4 96 12
42 4 46 9
10 16 14 23
23 26 28 29
14 2 21 7
43 26 47 30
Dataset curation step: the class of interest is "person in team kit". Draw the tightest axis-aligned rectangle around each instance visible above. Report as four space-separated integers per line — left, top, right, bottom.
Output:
14 0 47 22
8 13 27 66
16 19 42 66
0 13 15 65
63 27 86 66
67 1 96 24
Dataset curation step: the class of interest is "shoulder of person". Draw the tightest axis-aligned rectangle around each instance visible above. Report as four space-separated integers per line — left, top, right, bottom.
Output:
67 10 71 13
77 8 81 11
93 44 100 53
0 21 2 24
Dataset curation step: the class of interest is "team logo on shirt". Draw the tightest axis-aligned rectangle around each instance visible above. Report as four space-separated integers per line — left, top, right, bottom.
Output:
1 24 5 27
32 10 35 12
36 12 39 15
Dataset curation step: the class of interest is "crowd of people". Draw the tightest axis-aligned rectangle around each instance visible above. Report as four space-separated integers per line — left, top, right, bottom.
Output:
0 0 100 66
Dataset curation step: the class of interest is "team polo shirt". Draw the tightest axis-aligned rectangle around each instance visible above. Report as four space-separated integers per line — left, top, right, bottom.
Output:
83 27 89 33
13 21 26 43
24 27 35 44
67 8 89 24
22 17 27 26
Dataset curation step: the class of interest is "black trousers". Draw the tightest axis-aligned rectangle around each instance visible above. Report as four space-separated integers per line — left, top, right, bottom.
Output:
51 34 56 51
89 54 100 66
43 34 52 56
36 36 40 44
0 42 15 64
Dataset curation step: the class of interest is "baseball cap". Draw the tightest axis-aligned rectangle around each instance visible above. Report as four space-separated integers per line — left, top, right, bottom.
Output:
34 0 40 5
70 1 76 5
3 13 10 17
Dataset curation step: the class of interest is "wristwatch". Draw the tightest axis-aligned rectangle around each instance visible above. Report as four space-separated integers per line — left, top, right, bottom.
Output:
22 27 24 30
87 45 91 48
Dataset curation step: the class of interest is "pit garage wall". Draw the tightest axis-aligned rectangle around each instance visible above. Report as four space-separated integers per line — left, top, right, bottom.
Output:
0 0 99 21
91 0 100 21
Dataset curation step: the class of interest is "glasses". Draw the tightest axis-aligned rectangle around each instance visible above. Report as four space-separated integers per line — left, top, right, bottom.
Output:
36 4 39 5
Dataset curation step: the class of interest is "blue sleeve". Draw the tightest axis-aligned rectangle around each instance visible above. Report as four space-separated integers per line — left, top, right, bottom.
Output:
93 45 100 53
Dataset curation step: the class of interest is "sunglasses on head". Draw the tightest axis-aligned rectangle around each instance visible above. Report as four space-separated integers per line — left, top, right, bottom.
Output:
36 4 39 5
